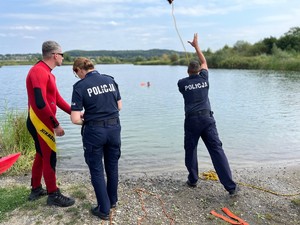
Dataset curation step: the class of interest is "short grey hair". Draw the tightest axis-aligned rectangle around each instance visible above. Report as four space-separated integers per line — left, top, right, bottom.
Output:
42 41 61 58
188 60 200 74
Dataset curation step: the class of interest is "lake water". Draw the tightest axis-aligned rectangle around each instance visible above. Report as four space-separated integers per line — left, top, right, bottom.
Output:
0 64 300 175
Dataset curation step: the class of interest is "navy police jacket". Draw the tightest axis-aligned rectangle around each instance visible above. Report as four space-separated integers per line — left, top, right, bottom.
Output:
71 70 121 122
177 69 211 115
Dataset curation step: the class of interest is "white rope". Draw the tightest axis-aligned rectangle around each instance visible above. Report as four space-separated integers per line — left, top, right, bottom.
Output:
170 2 190 65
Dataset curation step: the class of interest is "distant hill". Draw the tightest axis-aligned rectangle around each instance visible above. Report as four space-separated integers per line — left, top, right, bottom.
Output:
65 49 188 58
1 27 299 71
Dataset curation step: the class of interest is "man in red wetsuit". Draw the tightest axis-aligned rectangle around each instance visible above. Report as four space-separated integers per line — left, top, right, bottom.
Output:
26 41 75 207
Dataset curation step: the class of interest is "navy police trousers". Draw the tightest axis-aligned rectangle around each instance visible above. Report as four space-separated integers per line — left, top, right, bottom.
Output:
82 118 121 215
184 113 236 192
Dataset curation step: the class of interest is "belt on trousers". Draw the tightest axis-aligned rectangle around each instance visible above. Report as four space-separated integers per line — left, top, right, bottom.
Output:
185 109 212 118
84 117 119 126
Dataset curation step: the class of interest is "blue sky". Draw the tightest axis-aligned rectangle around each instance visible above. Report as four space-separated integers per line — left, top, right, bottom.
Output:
0 0 299 54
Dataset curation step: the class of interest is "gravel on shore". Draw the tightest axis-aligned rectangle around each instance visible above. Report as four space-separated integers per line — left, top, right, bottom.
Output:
0 164 299 225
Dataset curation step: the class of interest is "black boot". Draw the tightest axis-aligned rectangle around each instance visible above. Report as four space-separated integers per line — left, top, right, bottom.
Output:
91 206 110 220
28 185 47 201
47 189 75 207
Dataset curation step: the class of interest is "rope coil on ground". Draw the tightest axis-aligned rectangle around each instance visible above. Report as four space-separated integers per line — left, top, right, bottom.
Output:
199 170 219 181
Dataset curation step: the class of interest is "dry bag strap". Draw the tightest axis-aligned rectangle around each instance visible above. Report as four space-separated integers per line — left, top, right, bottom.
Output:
210 207 249 225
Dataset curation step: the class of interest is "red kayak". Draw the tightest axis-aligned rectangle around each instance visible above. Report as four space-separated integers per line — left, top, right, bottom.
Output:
0 153 21 175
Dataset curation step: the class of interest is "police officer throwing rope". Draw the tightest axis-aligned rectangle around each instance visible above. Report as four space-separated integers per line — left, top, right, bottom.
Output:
177 33 239 196
70 57 122 220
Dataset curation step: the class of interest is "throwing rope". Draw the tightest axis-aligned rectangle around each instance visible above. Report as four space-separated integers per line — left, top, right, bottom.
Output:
167 0 190 65
199 170 300 197
236 181 300 197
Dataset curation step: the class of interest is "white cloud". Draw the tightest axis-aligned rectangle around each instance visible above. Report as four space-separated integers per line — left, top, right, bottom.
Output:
172 4 242 17
43 0 158 5
0 32 17 38
0 0 299 54
9 25 48 31
2 13 58 21
242 0 287 5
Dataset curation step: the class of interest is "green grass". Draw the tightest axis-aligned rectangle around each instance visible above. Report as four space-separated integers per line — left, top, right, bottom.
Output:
0 109 35 175
291 198 300 206
0 183 93 224
0 186 29 221
0 109 42 222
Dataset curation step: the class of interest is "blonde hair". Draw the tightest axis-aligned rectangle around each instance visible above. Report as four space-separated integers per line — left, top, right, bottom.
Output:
73 57 94 73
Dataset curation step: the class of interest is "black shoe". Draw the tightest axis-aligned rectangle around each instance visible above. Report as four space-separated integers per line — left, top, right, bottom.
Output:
91 206 110 220
28 185 47 201
229 184 240 197
186 180 197 188
47 189 75 207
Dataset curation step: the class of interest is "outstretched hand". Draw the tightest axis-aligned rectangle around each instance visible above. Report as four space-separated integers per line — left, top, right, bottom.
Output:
188 33 199 48
188 33 208 70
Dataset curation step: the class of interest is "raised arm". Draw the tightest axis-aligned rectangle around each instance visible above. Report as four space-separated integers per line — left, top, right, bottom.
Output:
188 33 208 70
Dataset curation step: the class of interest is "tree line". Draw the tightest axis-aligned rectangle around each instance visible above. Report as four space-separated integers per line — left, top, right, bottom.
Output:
1 27 299 71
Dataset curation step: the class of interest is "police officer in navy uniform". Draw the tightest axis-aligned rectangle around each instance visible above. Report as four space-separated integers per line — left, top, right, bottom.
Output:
70 57 122 220
177 34 238 196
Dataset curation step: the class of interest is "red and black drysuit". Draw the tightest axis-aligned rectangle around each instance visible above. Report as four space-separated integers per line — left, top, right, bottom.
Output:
26 61 71 193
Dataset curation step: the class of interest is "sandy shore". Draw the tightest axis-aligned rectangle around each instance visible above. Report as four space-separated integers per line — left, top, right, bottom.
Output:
0 163 299 225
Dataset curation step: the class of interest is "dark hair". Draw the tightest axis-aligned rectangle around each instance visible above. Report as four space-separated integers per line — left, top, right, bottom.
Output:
73 57 94 73
188 60 200 74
